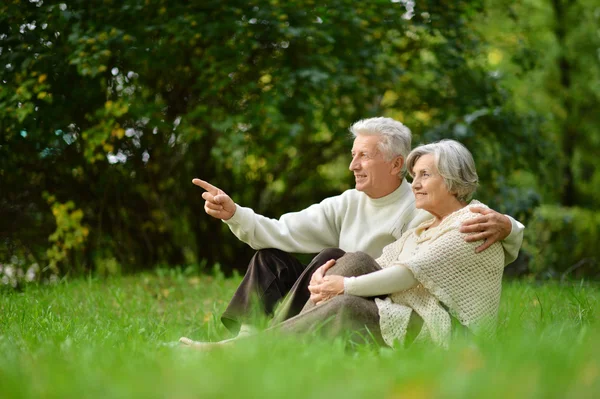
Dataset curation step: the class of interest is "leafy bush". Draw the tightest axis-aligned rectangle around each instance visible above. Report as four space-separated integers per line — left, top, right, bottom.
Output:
524 205 600 279
0 1 556 276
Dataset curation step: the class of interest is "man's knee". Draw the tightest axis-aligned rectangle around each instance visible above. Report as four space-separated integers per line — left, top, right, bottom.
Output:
253 248 286 261
249 249 291 271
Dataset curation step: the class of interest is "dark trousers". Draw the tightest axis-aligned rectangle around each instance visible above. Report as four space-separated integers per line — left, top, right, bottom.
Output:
221 248 346 333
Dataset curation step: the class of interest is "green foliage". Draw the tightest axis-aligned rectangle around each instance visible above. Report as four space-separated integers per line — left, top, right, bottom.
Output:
524 205 600 278
1 274 600 397
45 194 90 274
478 0 600 207
0 0 597 276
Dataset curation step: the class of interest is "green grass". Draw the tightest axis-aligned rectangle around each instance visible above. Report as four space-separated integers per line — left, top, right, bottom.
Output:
1 271 600 398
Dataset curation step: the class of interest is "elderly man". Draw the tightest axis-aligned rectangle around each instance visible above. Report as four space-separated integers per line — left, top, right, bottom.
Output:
192 117 523 340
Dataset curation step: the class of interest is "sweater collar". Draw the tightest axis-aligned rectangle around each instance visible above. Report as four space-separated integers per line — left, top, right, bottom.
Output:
367 179 412 208
414 200 483 242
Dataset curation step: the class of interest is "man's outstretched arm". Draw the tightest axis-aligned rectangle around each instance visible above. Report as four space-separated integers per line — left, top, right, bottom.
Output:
192 177 341 253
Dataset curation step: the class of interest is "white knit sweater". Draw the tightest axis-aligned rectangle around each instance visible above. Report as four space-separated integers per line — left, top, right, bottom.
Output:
225 180 524 262
373 201 505 347
225 179 426 258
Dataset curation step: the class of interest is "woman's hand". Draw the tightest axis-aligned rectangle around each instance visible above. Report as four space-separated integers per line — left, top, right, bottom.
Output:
308 260 345 305
309 259 336 287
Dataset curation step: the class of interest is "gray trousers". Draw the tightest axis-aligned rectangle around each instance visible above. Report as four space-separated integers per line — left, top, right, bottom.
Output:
268 251 385 345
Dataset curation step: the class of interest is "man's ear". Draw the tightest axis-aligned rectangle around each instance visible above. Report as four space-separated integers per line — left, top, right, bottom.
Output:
391 156 404 175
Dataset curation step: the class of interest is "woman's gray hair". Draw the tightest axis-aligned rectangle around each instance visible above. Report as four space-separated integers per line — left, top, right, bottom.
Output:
349 117 412 176
406 139 479 202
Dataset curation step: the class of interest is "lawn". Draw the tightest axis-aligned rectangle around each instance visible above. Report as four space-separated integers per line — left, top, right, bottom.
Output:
1 270 599 398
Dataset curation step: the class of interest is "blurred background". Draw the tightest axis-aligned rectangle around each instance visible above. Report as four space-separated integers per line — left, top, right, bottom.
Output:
1 0 599 283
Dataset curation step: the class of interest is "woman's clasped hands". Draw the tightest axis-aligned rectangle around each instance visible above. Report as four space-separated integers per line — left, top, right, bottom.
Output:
308 259 345 305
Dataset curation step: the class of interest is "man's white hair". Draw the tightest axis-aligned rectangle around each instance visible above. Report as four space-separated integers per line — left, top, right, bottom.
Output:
406 139 479 202
349 117 412 176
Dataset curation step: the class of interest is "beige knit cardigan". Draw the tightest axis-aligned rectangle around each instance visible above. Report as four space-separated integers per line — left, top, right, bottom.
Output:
374 201 505 348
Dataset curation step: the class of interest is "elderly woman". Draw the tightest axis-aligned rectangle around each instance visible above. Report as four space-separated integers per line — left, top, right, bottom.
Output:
182 139 505 348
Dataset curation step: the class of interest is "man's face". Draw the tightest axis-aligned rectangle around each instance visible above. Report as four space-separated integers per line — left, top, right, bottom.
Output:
349 135 401 198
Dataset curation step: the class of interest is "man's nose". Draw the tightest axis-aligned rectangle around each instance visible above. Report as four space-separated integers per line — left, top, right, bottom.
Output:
349 157 359 171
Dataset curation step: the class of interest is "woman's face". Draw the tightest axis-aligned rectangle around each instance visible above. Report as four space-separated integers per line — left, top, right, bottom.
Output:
411 154 455 214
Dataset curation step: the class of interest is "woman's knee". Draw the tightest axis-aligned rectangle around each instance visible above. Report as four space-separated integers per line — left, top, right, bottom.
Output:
348 251 377 266
325 252 379 277
317 248 346 260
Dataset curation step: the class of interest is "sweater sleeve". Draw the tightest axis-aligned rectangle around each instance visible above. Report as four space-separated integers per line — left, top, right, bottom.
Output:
223 194 345 254
501 215 525 266
344 264 418 297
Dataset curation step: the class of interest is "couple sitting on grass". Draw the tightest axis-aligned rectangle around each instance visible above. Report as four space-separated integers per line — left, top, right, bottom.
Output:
180 117 523 348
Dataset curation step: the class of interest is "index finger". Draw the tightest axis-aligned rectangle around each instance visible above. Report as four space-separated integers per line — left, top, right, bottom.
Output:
192 178 219 194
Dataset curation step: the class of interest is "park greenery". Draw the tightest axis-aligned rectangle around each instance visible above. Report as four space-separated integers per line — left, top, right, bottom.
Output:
1 1 599 280
2 1 600 397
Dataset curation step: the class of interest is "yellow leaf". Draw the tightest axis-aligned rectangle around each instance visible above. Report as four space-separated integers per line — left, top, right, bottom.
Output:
414 111 431 123
381 90 399 107
112 128 125 139
259 74 272 84
37 91 48 99
38 74 47 84
488 49 503 66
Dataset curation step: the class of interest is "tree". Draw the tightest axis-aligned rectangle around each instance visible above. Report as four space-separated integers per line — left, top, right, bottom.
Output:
1 0 546 276
478 0 600 208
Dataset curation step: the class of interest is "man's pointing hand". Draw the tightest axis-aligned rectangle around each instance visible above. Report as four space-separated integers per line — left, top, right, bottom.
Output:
192 178 236 220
